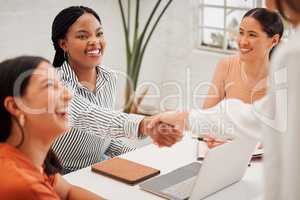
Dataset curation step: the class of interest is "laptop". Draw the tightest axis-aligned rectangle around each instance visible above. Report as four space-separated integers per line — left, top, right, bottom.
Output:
139 137 257 200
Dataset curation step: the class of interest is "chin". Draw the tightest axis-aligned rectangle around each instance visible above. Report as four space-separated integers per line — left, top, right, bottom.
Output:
54 125 70 136
239 53 252 62
53 118 70 134
87 57 102 67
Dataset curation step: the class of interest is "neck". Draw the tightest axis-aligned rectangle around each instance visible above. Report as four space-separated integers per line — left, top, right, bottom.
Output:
241 57 269 79
6 123 51 170
68 60 97 91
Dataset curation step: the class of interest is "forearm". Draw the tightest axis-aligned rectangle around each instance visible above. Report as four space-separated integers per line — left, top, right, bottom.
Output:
189 99 263 140
54 175 105 200
104 138 136 158
67 185 105 200
69 93 144 139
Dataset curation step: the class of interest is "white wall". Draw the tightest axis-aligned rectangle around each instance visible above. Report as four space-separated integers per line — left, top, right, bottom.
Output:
0 0 227 112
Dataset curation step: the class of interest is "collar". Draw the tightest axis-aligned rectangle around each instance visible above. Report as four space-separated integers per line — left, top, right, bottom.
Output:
59 61 111 89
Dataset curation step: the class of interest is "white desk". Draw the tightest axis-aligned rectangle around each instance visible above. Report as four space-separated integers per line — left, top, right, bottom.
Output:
64 136 264 200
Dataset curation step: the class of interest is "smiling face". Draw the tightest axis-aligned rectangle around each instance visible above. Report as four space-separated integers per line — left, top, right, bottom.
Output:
236 16 277 62
18 62 72 141
59 13 106 69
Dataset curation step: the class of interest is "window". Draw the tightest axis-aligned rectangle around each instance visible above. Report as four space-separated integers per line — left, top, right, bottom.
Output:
196 0 262 53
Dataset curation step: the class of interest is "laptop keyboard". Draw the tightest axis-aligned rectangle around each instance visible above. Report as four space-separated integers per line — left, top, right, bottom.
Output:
162 176 197 200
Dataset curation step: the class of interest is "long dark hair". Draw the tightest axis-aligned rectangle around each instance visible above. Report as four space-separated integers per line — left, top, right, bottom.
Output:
243 8 284 57
275 0 300 21
51 6 102 68
0 56 62 175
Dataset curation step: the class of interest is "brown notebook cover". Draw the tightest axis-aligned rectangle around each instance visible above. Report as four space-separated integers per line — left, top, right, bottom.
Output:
91 157 160 185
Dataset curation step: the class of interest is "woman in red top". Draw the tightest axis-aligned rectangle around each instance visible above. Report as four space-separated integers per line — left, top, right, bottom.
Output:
0 56 103 199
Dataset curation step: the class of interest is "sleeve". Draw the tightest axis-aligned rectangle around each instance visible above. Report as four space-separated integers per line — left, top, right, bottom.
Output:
110 70 117 109
280 51 300 200
1 184 60 200
189 98 273 140
68 92 145 139
202 58 229 109
104 138 136 158
29 182 61 200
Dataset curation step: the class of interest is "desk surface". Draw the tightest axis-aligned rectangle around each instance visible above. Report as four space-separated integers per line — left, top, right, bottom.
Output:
64 136 264 200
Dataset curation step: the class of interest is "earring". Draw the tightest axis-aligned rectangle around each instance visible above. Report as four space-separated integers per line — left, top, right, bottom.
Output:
64 51 68 60
19 114 25 127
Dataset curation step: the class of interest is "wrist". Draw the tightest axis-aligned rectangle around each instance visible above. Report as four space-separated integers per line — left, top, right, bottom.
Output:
180 111 190 130
138 117 149 136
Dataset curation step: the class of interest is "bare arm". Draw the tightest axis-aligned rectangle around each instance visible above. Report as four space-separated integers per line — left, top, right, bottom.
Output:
53 174 105 200
202 59 228 109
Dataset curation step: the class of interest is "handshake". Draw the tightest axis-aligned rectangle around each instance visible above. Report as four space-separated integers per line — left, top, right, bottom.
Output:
139 111 190 147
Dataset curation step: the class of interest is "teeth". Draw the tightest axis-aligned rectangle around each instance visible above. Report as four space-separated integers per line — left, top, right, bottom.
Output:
56 108 67 114
240 48 252 53
87 49 101 55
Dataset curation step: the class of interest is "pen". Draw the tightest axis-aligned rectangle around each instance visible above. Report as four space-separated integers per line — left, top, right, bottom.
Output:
196 137 205 161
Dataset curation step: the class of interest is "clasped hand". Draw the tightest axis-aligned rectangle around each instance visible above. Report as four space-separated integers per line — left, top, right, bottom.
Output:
140 111 189 147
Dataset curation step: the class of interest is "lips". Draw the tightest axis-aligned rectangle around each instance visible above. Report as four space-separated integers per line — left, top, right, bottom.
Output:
55 108 68 120
86 48 102 56
239 48 252 54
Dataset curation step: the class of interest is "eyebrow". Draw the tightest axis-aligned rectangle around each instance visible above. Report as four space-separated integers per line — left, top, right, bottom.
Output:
76 30 89 34
248 30 258 35
239 28 258 35
76 27 103 34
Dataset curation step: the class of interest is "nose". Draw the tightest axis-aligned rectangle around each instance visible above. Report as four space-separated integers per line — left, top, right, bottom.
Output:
239 35 249 46
88 35 100 46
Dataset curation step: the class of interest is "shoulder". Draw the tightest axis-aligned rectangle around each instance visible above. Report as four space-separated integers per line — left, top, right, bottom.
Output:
215 55 239 76
0 158 57 199
98 66 117 82
272 28 300 68
218 54 239 66
55 65 69 83
55 65 64 77
54 64 77 90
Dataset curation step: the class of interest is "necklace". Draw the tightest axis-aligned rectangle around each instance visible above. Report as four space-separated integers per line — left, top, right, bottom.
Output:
240 62 267 90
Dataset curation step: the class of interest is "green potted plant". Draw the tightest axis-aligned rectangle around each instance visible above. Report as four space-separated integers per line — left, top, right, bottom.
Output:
118 0 173 113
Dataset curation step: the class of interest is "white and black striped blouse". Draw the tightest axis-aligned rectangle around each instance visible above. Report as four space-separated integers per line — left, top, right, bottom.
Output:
51 62 145 173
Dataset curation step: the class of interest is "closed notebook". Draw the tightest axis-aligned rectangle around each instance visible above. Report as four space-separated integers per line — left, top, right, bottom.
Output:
91 157 160 185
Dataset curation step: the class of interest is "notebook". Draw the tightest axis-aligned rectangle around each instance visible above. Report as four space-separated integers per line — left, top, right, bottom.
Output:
91 157 160 185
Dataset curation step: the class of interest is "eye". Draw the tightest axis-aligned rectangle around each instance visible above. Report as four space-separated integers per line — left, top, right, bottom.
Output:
77 34 88 40
45 79 54 87
45 79 60 89
96 31 104 37
249 33 257 37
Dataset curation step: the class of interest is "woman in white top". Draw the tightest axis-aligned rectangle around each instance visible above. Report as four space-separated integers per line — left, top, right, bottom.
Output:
264 0 300 199
152 1 300 199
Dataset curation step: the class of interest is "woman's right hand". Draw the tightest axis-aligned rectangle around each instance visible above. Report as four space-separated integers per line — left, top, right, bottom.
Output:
201 134 230 149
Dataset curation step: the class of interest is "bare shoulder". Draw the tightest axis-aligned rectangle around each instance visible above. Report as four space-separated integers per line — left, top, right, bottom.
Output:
216 55 239 74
